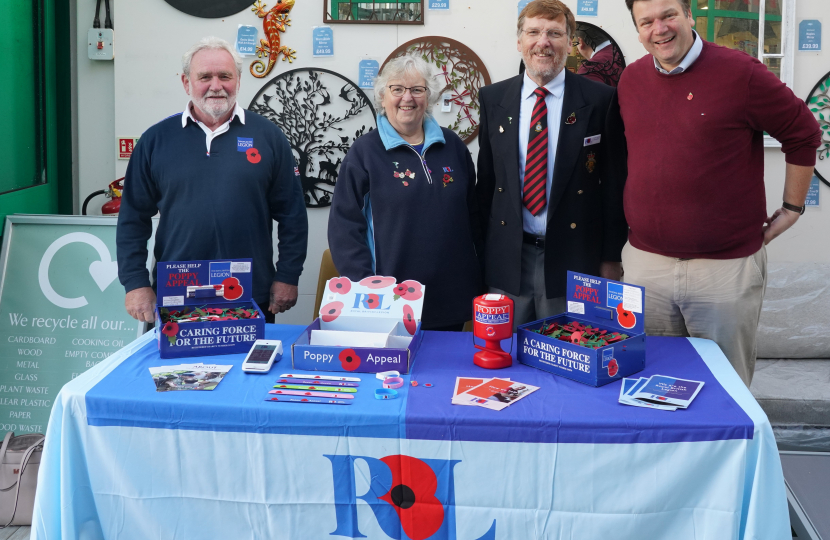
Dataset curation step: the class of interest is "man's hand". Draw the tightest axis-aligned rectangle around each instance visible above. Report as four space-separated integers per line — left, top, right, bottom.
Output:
270 281 298 314
125 287 156 322
599 261 623 281
763 207 800 245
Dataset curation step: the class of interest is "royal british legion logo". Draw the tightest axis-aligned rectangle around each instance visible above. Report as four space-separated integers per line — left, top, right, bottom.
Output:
208 262 232 285
326 453 496 540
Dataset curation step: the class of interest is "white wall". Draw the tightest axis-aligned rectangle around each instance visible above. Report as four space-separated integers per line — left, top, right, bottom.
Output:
74 0 830 324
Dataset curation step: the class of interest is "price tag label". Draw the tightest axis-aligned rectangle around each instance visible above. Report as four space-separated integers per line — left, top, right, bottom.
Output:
428 0 449 9
806 176 820 207
578 0 598 17
358 59 379 89
799 20 821 51
312 26 334 57
236 25 258 56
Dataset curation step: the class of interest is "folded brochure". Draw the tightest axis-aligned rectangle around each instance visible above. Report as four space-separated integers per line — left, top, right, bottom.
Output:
619 375 704 410
150 364 233 392
452 376 509 406
452 377 538 411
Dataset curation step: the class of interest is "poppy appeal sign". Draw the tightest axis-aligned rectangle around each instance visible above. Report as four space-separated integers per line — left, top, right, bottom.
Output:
291 276 424 374
155 259 264 358
517 271 646 387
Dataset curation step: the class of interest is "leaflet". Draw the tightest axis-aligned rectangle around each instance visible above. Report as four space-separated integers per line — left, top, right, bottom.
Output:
619 377 677 411
452 377 509 406
630 375 704 408
149 364 233 392
452 377 538 411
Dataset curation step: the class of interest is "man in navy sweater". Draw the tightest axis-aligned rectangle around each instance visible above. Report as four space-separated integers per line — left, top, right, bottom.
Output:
117 37 308 323
618 0 820 384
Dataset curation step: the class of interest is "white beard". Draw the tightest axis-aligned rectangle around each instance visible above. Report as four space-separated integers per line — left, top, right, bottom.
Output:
193 89 236 121
524 46 567 82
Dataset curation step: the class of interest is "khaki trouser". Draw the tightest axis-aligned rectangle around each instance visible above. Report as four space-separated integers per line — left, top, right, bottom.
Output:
621 241 767 386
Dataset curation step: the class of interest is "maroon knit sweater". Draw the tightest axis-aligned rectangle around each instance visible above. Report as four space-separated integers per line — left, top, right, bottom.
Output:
618 41 820 259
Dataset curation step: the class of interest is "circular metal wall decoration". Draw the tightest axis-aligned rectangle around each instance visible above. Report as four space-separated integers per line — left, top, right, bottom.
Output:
163 0 254 18
249 68 377 208
567 22 626 87
807 70 830 188
382 37 491 144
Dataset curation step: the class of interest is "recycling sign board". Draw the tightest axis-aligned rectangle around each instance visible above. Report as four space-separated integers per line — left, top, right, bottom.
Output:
0 216 148 435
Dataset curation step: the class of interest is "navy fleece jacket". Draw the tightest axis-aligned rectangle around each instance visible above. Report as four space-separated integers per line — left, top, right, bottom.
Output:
117 110 308 305
328 115 483 328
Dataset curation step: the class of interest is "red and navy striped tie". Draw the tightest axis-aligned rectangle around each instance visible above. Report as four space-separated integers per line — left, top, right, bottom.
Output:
523 87 550 216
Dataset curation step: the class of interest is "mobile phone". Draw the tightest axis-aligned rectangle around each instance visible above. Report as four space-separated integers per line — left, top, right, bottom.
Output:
241 340 283 373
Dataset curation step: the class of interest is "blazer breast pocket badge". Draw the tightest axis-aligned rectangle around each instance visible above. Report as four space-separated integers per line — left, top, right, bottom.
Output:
583 134 601 146
586 152 597 173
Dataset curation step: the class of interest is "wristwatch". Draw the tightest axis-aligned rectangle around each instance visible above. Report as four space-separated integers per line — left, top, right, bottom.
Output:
782 201 806 215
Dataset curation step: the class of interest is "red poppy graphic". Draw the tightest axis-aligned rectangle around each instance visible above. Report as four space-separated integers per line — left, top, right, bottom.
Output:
328 277 351 295
394 280 423 301
161 321 179 337
359 276 396 289
246 147 261 164
338 348 361 371
608 358 619 377
222 277 243 301
321 301 344 322
616 303 636 329
379 455 444 540
363 293 381 309
402 304 417 335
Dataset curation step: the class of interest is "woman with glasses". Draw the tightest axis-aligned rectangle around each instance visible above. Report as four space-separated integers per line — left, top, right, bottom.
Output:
328 55 483 331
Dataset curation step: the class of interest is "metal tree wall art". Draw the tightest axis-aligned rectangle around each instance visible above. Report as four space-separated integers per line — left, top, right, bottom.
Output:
807 70 830 187
250 0 297 78
249 68 376 208
382 37 491 143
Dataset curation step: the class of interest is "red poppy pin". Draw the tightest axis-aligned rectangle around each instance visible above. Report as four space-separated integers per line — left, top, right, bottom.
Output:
442 174 454 188
246 147 261 164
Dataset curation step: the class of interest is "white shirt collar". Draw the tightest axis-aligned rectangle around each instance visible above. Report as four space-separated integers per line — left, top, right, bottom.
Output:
654 30 703 74
181 101 245 128
594 40 611 54
521 68 566 101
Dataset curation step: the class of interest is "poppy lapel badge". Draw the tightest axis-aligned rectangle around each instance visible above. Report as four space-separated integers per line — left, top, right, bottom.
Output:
565 112 576 125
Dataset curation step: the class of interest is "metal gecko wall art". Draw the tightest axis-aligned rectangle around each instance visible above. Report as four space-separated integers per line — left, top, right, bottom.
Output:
249 68 377 208
250 0 298 78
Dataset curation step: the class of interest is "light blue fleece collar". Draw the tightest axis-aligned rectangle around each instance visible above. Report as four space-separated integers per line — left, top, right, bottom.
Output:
377 114 445 152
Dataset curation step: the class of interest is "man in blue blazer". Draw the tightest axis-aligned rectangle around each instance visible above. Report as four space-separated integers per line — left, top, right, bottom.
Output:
476 0 627 327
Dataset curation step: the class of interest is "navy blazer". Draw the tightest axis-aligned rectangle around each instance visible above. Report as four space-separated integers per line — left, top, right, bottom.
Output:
476 70 628 298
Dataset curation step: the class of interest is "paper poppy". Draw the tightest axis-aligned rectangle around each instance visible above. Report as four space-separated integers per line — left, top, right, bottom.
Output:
616 303 636 329
359 276 396 289
402 304 417 335
161 321 179 337
379 455 444 540
206 308 224 315
246 147 261 164
338 348 361 371
328 277 351 295
393 280 423 301
222 277 243 301
321 301 344 322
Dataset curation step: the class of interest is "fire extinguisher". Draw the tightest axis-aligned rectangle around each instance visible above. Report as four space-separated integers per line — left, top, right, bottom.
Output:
82 178 124 215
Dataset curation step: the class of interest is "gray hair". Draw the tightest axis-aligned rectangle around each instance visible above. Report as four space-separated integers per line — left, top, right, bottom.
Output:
373 55 443 114
182 36 243 78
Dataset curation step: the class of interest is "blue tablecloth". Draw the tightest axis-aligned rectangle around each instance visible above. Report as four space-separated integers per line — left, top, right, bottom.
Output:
31 326 789 540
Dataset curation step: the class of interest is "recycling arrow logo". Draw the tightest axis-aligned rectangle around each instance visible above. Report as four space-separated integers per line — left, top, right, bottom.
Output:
38 232 119 309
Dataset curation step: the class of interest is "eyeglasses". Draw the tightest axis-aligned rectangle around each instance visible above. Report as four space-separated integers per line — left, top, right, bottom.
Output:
387 85 428 97
522 29 569 40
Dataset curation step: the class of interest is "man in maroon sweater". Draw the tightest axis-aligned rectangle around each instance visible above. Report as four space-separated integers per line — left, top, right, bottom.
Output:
617 0 820 385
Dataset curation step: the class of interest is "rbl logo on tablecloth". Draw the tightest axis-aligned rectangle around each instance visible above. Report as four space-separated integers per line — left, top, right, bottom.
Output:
325 454 496 540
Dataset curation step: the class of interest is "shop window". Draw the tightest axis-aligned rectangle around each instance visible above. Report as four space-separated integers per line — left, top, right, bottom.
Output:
692 0 794 146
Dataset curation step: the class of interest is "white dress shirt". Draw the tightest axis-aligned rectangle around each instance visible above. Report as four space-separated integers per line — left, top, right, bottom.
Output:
653 30 703 74
518 69 566 235
181 101 246 155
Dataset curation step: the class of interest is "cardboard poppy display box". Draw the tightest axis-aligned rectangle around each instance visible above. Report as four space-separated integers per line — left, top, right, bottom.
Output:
517 271 646 387
292 276 424 374
155 259 264 359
